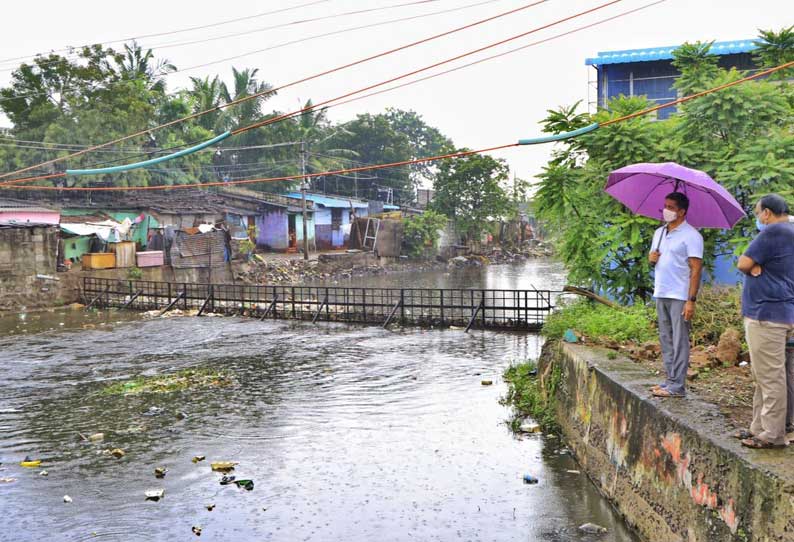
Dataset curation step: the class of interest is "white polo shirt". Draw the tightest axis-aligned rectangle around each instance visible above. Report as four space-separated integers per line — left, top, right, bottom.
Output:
650 221 703 301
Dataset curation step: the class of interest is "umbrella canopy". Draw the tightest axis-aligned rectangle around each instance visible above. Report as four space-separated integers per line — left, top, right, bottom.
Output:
605 162 746 229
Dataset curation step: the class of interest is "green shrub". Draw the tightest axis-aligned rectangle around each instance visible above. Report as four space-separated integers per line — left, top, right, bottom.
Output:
543 299 657 344
502 359 561 433
401 210 448 258
126 266 143 280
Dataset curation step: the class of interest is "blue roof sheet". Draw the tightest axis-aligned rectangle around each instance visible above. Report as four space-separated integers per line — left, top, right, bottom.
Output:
585 39 757 66
286 193 369 209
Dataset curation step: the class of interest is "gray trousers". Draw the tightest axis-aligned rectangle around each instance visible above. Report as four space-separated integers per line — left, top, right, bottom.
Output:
656 298 690 395
786 343 794 429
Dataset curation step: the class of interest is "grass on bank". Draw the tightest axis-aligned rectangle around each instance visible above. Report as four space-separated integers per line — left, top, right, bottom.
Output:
543 286 745 351
501 359 561 434
101 368 233 395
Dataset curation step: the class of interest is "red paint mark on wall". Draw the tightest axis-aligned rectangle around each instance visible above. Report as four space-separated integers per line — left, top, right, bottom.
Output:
657 433 739 534
719 498 739 534
691 474 718 509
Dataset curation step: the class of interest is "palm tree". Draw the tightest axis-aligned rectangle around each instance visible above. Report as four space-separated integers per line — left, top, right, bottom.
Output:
188 75 225 131
117 41 176 94
294 100 358 193
219 67 274 130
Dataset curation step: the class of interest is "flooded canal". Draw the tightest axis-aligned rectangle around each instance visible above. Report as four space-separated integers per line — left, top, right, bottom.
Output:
0 261 638 541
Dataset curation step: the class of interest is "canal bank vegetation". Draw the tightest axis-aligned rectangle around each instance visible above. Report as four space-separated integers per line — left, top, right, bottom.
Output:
101 368 234 395
502 357 562 434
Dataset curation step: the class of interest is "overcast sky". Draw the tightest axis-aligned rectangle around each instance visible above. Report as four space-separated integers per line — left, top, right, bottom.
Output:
0 0 789 183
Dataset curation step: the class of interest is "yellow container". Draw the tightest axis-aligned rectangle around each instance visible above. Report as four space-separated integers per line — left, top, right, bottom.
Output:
82 252 116 270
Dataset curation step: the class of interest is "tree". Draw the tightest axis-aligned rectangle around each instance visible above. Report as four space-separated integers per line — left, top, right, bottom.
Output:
323 113 414 201
117 41 176 95
431 150 510 241
754 25 794 79
383 108 452 191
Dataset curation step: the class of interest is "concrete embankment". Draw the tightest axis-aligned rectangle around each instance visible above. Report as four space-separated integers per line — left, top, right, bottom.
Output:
540 342 794 542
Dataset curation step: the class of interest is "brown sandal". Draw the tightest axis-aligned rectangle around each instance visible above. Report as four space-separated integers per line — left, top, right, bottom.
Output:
740 437 787 449
651 388 684 398
732 430 753 440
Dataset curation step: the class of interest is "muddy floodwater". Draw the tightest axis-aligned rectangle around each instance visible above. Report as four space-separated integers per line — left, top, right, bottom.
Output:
0 261 638 541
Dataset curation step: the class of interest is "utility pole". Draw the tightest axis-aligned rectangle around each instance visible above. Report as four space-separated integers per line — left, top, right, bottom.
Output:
300 141 309 261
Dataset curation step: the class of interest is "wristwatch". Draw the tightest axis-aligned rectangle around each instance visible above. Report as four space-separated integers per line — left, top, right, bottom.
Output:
689 296 697 302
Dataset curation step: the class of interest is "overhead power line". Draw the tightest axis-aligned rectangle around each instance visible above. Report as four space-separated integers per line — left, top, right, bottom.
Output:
2 58 792 192
0 0 665 184
0 0 334 65
0 0 551 180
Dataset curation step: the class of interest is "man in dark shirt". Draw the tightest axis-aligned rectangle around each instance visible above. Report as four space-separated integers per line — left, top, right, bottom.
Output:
737 194 794 448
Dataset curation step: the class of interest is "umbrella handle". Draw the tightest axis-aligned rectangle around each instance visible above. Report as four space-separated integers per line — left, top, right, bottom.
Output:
653 227 665 253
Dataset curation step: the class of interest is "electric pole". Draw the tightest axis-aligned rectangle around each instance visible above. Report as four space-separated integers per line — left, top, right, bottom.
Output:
301 141 309 261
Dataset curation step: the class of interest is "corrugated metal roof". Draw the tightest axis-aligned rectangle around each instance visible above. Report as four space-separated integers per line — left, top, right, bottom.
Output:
585 38 757 66
286 193 369 209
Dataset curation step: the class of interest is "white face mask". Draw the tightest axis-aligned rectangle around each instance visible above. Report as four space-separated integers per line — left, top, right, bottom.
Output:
662 208 679 223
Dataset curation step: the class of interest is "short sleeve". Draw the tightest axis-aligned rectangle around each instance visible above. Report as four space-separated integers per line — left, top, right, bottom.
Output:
686 231 704 259
744 232 772 265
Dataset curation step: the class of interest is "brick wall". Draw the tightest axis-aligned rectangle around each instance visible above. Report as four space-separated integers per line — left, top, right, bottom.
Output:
0 226 60 312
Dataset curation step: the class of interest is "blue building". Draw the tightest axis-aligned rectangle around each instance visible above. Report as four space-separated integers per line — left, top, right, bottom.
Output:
586 39 758 119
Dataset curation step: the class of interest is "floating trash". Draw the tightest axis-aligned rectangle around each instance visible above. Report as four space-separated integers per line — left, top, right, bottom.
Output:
522 474 539 484
579 523 607 534
566 470 581 474
563 329 578 343
0 477 16 484
192 526 202 536
63 495 73 503
20 457 41 468
219 475 236 485
206 504 216 511
519 421 541 433
211 461 237 472
234 479 254 491
145 489 165 501
154 467 167 478
480 380 493 386
88 433 104 443
110 448 125 459
192 455 206 463
39 470 48 477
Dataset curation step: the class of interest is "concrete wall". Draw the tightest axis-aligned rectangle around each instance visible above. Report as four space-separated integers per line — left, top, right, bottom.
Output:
0 226 60 312
256 209 289 251
542 342 794 542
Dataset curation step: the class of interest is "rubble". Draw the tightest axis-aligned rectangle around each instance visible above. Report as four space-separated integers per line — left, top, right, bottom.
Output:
233 244 554 286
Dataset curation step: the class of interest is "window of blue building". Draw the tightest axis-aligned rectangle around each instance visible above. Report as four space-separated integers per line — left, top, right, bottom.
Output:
586 40 759 120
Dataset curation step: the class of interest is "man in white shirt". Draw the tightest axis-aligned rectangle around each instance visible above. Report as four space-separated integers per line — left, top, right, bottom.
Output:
648 192 704 397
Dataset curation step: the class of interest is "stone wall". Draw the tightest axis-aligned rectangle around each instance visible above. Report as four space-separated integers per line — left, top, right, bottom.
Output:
542 342 794 542
0 226 60 312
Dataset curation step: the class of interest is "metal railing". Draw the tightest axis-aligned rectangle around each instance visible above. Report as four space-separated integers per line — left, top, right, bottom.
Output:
82 277 557 331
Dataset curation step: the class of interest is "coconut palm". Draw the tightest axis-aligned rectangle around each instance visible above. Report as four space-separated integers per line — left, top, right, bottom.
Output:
117 41 176 94
188 75 225 132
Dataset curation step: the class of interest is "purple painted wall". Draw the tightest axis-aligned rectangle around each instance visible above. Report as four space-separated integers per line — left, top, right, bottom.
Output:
256 209 288 251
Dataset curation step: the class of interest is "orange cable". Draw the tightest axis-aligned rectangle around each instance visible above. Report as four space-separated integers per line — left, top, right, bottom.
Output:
233 0 623 135
0 0 551 180
0 144 520 191
6 59 792 191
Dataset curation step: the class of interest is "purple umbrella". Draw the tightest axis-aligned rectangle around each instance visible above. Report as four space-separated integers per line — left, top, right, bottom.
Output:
605 162 746 229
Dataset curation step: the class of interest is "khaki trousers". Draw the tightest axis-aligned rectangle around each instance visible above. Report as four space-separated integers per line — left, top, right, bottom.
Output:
744 318 794 445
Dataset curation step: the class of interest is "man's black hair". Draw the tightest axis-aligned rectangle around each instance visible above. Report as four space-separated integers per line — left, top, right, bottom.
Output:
758 193 790 216
665 191 689 212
